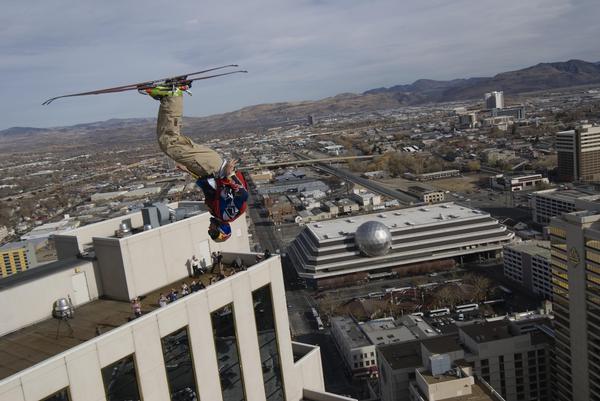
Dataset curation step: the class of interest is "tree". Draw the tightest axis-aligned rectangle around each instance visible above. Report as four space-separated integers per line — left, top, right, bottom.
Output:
465 160 481 172
433 285 460 308
465 274 491 302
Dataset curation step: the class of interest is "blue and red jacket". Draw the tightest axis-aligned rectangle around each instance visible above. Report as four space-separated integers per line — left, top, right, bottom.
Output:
196 172 248 223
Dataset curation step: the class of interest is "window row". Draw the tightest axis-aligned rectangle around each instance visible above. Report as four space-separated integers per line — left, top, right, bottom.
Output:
39 284 285 401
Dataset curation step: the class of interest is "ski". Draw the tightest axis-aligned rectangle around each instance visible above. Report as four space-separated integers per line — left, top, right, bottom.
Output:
42 65 247 105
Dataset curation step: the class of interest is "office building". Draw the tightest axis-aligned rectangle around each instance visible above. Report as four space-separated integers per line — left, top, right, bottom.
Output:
0 203 354 401
378 318 552 401
556 124 600 182
0 241 37 278
406 186 445 204
404 170 461 181
489 174 548 192
287 203 514 287
532 187 600 225
548 209 600 400
330 316 437 379
408 363 501 401
503 241 552 299
492 106 525 120
485 91 505 109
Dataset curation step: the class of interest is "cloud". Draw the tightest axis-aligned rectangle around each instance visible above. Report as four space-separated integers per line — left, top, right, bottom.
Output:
1 0 599 129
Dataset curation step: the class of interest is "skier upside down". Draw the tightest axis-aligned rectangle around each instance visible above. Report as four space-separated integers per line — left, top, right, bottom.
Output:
141 84 248 243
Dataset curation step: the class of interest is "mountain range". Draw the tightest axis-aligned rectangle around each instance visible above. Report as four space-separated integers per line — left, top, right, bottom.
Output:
2 59 600 151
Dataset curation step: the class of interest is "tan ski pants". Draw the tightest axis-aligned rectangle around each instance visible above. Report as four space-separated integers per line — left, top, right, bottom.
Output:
156 96 223 178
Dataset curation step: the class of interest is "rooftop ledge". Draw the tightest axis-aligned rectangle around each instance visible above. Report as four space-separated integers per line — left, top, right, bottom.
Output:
0 251 270 382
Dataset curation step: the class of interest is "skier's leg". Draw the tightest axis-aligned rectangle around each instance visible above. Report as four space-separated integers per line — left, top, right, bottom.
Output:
156 96 223 177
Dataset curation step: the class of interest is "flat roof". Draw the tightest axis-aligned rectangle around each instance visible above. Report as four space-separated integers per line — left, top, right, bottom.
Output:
0 264 242 381
422 336 462 354
307 203 489 241
536 188 599 202
331 317 370 348
378 340 422 370
361 318 417 345
505 240 550 259
460 321 514 344
416 378 500 401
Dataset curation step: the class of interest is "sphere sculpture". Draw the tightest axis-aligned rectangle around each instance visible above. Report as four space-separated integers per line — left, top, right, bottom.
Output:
354 221 392 257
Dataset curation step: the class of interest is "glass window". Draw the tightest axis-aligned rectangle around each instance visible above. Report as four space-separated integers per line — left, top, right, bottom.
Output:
101 355 141 401
161 327 198 401
41 388 70 401
212 303 246 401
253 285 286 401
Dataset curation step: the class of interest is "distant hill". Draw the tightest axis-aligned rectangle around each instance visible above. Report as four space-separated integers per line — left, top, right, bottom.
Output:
2 59 600 152
367 59 600 102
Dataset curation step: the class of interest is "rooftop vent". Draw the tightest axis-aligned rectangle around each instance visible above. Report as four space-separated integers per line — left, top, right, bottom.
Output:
346 219 355 223
378 214 387 218
419 207 429 212
52 297 74 338
405 221 414 226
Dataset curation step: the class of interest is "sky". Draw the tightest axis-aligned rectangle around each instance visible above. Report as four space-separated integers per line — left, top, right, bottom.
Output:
2 0 599 130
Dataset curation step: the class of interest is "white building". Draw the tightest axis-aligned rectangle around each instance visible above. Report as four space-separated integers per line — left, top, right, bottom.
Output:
485 91 504 109
531 187 600 225
20 217 80 241
489 174 549 192
287 203 514 286
351 190 382 207
330 317 434 379
503 241 552 299
0 203 354 401
330 317 378 378
379 319 552 401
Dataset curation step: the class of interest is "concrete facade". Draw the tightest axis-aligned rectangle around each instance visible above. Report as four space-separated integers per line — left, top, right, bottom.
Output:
549 210 600 401
378 319 552 401
288 203 514 282
556 124 600 182
0 205 354 401
503 241 552 299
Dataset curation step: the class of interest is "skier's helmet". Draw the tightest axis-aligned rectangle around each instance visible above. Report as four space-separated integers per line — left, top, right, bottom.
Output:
208 217 232 243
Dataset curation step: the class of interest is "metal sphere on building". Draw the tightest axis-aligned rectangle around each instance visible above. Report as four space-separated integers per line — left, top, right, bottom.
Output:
354 221 392 257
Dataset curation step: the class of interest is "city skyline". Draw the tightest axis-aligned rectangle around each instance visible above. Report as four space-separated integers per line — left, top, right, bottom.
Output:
2 0 600 129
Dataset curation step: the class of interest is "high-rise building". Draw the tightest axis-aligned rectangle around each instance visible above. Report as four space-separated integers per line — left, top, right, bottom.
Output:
556 124 600 182
0 240 37 278
548 209 600 401
0 203 354 401
503 241 552 300
531 187 600 225
378 317 553 401
485 91 505 109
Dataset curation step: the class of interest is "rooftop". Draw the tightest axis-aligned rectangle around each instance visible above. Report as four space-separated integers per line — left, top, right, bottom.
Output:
361 318 417 345
0 263 247 381
331 316 371 348
460 321 513 343
535 187 600 202
307 203 489 240
420 380 501 401
378 340 422 370
504 240 550 259
422 335 463 354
